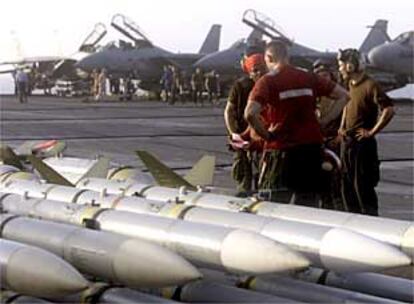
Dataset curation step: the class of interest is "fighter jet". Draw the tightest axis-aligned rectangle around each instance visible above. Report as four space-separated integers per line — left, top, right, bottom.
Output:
368 31 414 83
0 23 107 94
194 10 337 78
194 10 409 91
76 14 222 91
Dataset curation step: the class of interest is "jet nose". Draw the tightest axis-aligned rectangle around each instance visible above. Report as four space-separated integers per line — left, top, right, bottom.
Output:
75 53 100 71
368 44 391 69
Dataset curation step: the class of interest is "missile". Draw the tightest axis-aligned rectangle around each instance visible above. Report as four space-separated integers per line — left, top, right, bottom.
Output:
0 193 310 275
0 214 201 288
0 238 89 298
0 165 40 184
111 182 414 259
0 291 54 304
42 156 154 185
0 183 410 273
200 269 404 304
157 204 411 273
56 283 179 303
141 280 301 303
292 267 414 303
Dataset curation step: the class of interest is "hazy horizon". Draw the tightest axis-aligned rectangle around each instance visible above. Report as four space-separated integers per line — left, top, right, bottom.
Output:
0 0 413 62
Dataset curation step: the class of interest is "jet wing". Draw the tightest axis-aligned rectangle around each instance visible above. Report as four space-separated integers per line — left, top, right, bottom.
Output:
0 56 68 66
136 151 197 190
166 53 204 69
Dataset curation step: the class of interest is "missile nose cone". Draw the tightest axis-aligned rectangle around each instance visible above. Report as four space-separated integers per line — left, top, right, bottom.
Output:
113 239 202 287
320 228 412 273
220 230 310 275
6 245 89 298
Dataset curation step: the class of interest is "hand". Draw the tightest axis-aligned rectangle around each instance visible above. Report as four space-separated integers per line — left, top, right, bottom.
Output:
338 128 346 137
355 128 373 141
267 123 282 140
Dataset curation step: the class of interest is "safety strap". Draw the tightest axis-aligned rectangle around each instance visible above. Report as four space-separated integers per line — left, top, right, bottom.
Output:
0 215 20 237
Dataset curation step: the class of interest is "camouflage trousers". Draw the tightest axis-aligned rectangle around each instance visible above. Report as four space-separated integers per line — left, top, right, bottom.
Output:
258 145 328 206
231 150 260 196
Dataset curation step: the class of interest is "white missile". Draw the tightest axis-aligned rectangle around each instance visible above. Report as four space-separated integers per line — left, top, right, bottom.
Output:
0 291 55 304
200 268 405 304
56 283 179 303
0 193 310 275
0 238 89 298
0 214 201 288
141 280 302 303
97 181 414 259
0 182 410 273
292 267 414 303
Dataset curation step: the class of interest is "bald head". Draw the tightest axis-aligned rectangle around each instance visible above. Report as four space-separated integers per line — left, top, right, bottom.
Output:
265 40 289 70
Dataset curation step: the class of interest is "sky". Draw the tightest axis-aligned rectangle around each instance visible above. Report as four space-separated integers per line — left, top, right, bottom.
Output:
0 0 413 62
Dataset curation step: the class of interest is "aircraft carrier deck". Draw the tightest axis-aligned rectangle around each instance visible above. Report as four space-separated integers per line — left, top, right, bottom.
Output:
0 95 412 223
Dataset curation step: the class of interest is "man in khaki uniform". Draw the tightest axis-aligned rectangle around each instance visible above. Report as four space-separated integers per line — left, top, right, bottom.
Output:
337 48 395 216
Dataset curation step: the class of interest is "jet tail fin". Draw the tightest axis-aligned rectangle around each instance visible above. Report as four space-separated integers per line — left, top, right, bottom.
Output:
198 24 221 54
27 155 74 187
136 150 197 190
184 155 215 186
359 19 391 53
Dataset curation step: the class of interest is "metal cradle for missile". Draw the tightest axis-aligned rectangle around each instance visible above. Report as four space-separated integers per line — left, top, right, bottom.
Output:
291 267 414 303
200 268 405 304
141 280 302 303
0 182 410 273
0 238 89 298
0 214 201 288
73 179 414 258
0 193 310 275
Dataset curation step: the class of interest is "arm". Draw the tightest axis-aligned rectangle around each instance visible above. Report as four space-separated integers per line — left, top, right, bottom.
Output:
224 102 239 134
319 84 349 127
356 106 394 140
244 101 271 140
356 83 395 140
338 105 347 136
370 106 395 136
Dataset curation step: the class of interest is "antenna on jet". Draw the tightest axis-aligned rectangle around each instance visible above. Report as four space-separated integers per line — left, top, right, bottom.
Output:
110 14 153 47
79 23 107 53
242 9 293 46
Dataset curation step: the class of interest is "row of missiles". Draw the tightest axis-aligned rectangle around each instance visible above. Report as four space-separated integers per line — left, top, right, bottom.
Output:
0 150 412 303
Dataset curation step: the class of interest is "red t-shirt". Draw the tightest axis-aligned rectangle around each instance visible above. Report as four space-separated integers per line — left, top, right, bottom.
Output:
249 65 335 150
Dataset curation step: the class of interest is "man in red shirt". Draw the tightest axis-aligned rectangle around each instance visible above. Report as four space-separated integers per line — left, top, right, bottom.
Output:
245 40 349 204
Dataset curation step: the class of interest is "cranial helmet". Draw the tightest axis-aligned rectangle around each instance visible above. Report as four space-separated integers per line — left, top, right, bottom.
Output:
337 48 365 71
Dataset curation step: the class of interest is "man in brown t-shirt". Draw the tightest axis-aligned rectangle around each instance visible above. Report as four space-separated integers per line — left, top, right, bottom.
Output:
337 48 395 216
224 53 267 196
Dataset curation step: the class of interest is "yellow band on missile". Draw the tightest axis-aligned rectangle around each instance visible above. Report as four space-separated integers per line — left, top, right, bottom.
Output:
162 204 186 219
247 201 263 214
79 206 102 224
161 287 175 299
